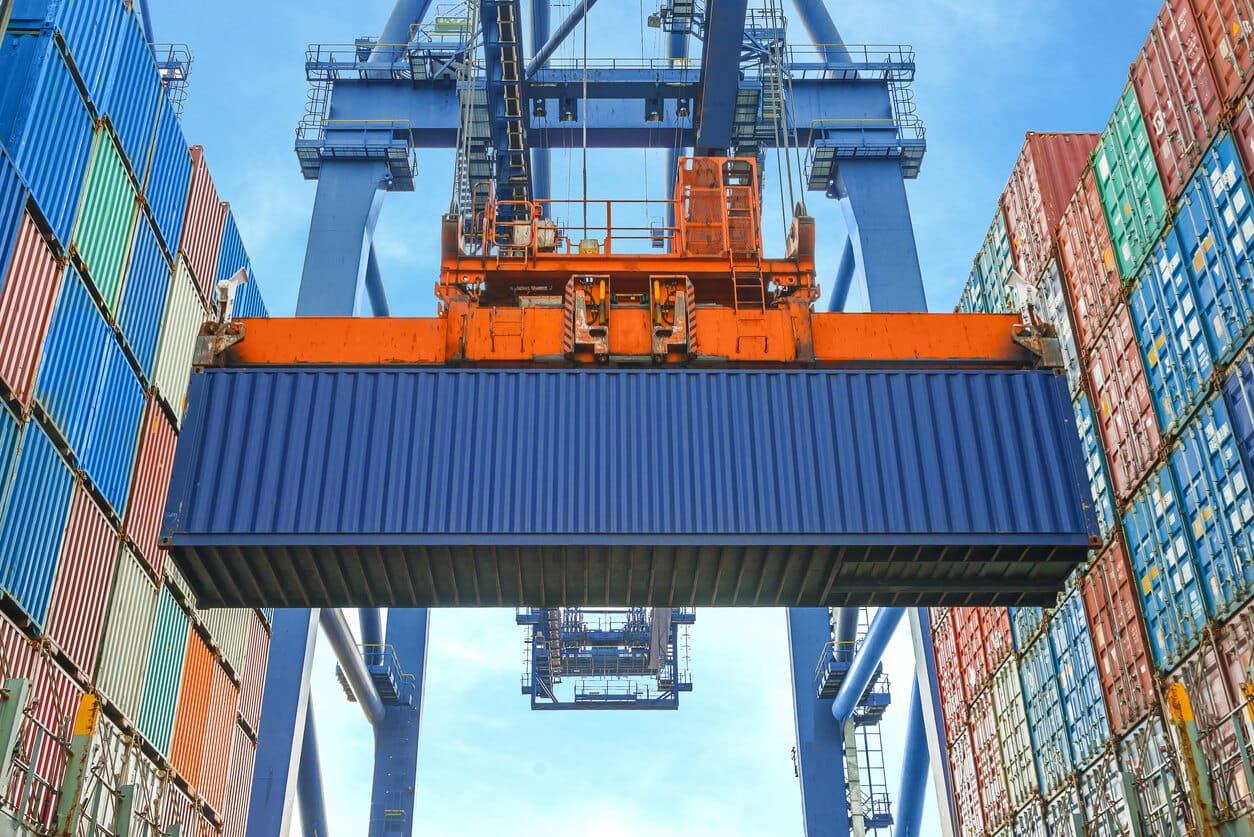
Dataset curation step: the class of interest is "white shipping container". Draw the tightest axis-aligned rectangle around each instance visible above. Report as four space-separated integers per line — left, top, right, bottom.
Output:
1044 787 1084 837
1012 800 1046 837
992 656 1040 811
95 545 159 722
1078 752 1135 835
200 606 249 679
1037 258 1084 397
152 255 209 425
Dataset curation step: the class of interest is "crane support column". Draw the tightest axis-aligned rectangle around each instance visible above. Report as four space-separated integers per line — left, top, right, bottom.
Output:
694 0 749 152
829 235 855 313
790 0 852 63
247 609 320 837
897 676 929 837
528 0 550 203
296 161 389 316
788 608 850 836
831 161 927 311
365 245 390 318
368 608 431 835
297 700 331 837
909 608 958 836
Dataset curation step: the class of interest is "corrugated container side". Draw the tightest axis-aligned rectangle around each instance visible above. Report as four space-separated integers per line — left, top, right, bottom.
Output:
1209 600 1254 824
97 9 160 176
1085 301 1161 501
215 205 247 284
126 751 165 837
1225 345 1254 471
1020 633 1075 798
238 609 269 734
949 723 985 837
981 607 1014 672
170 630 213 789
1012 801 1046 837
79 335 144 519
1044 787 1083 837
1000 133 1099 287
1094 84 1169 280
233 266 268 319
72 125 138 312
0 211 61 413
135 581 189 757
200 607 249 679
0 419 73 626
94 544 158 723
971 688 1011 832
1173 131 1254 365
1128 224 1212 435
1049 590 1111 771
932 608 967 736
143 93 192 256
1234 95 1254 176
978 208 1016 313
116 210 171 382
1168 393 1254 619
1072 391 1118 543
81 712 163 835
161 784 206 837
1079 535 1155 737
152 255 208 423
222 721 256 837
955 607 990 703
42 482 116 678
35 266 110 455
1132 0 1223 201
0 612 84 828
1189 0 1254 103
1077 753 1135 834
124 393 177 577
1124 464 1207 671
1009 605 1048 652
0 403 17 504
179 146 225 302
1058 166 1121 350
992 656 1039 812
199 658 240 816
1037 258 1084 398
11 0 121 101
0 27 95 248
1117 713 1194 835
163 556 196 612
0 146 25 291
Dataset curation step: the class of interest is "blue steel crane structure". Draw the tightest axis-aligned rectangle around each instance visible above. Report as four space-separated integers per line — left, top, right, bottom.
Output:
247 1 949 834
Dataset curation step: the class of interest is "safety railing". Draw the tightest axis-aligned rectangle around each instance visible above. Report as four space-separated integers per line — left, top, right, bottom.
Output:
359 643 419 695
481 196 680 256
541 56 695 71
784 43 916 81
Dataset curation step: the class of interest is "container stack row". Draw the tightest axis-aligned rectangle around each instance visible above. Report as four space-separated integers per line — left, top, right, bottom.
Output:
0 1 269 834
947 1 1254 833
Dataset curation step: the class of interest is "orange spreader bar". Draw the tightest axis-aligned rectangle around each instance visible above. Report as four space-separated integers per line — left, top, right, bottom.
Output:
220 310 1036 368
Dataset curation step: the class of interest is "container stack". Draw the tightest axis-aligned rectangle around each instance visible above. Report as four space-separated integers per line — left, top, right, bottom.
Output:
0 1 270 833
947 0 1254 832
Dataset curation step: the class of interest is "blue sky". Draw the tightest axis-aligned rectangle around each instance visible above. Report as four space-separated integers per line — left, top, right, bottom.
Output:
151 0 1161 832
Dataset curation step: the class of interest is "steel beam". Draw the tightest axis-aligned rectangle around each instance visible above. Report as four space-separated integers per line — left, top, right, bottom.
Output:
247 609 320 837
695 0 749 151
790 0 852 63
834 605 859 645
368 608 430 836
909 608 957 836
297 700 330 837
529 0 551 203
524 0 598 78
828 235 856 313
664 29 690 241
136 0 154 43
369 0 436 63
831 608 903 722
320 609 386 727
896 676 928 837
364 246 390 318
787 607 850 836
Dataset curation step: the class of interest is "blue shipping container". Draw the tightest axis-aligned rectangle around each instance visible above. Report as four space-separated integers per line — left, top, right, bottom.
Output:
1173 132 1254 366
1072 392 1117 543
1128 225 1212 435
232 269 268 319
1049 591 1110 771
143 93 191 257
97 9 160 178
79 334 143 519
1010 606 1047 653
215 207 269 317
0 419 74 629
117 211 172 382
1168 393 1254 620
0 146 26 296
11 0 122 103
1124 464 1207 671
1019 633 1074 798
163 367 1099 608
978 211 1015 314
0 404 19 516
35 267 112 458
1225 347 1254 482
1039 260 1084 398
0 26 94 248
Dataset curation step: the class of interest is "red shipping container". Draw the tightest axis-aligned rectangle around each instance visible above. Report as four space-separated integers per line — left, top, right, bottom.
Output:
237 609 269 734
1189 0 1254 103
970 689 1011 832
1085 301 1161 501
949 723 985 837
179 146 225 304
0 212 62 414
932 609 967 736
170 631 214 788
1134 0 1224 200
981 607 1014 671
955 607 990 701
124 394 177 576
43 482 118 678
221 722 256 837
162 784 210 837
0 613 85 829
1000 132 1099 286
1080 535 1156 737
1058 167 1120 349
1233 95 1254 177
199 658 240 816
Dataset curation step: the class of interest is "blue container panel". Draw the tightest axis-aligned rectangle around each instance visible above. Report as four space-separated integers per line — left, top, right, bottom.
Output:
233 268 267 318
1168 394 1254 620
1225 349 1254 482
98 9 160 177
0 28 94 247
117 212 172 381
1175 133 1254 366
80 337 143 519
0 405 18 513
1072 392 1117 543
35 267 112 457
1129 227 1212 435
11 0 121 101
164 367 1098 608
0 147 26 296
1010 606 1046 652
1019 634 1074 798
0 420 73 628
1048 591 1110 770
215 208 246 283
143 94 191 257
1124 465 1207 671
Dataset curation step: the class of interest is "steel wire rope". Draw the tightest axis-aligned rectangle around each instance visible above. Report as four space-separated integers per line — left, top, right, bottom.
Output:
581 0 589 234
780 10 808 215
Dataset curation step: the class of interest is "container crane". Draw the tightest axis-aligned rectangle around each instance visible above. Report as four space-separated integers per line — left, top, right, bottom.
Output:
159 2 1100 835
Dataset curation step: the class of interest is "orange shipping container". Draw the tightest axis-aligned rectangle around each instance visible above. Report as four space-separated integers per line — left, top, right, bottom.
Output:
1057 167 1120 350
199 658 240 816
0 211 62 414
170 630 214 788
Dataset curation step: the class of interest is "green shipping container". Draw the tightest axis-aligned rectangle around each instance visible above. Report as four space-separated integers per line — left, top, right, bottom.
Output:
1092 84 1167 281
135 582 190 756
72 127 139 313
